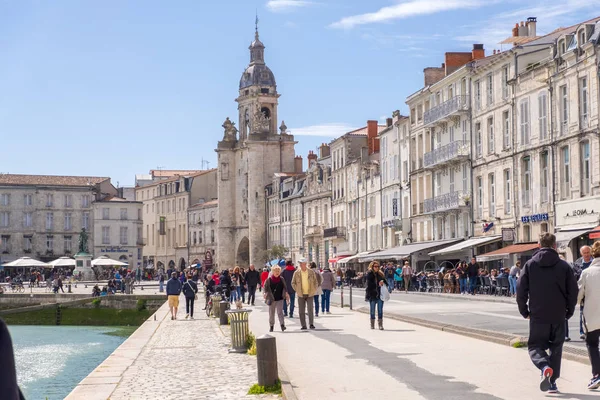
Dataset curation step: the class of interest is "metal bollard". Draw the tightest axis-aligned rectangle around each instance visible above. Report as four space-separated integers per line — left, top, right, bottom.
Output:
350 285 353 310
225 309 253 353
341 284 344 308
256 334 278 386
219 301 229 325
68 284 72 293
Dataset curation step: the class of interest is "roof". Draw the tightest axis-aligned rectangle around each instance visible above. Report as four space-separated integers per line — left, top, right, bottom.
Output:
150 169 203 178
189 169 217 178
477 243 539 261
429 236 502 256
96 196 141 204
520 16 600 47
0 174 109 187
359 239 462 262
188 200 218 210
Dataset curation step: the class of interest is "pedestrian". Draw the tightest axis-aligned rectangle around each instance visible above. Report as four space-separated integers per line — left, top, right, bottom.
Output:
0 319 25 400
219 269 232 301
517 233 578 393
310 262 323 317
385 264 395 293
456 262 467 294
158 273 165 293
509 261 521 297
260 267 270 292
320 265 335 315
467 257 480 295
231 266 242 302
182 273 198 320
240 267 247 303
365 261 388 330
245 264 260 306
575 245 594 340
263 265 289 332
57 277 64 293
335 267 343 288
402 261 413 293
394 264 403 291
281 260 296 318
166 272 183 320
291 258 319 330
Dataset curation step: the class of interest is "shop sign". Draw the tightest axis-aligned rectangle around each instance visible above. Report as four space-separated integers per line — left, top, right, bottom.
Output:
521 213 549 223
100 247 128 253
555 196 600 227
502 228 514 242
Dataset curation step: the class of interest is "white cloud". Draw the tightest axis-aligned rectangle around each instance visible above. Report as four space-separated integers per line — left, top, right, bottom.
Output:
290 123 357 137
330 0 487 29
266 0 314 13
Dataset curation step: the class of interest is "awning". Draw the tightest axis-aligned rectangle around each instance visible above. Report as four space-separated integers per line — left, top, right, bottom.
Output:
359 239 461 262
338 251 374 265
328 255 350 264
477 243 539 262
429 236 501 256
555 227 596 249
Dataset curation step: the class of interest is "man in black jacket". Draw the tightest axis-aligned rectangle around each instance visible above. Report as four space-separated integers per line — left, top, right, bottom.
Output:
0 319 24 400
245 264 261 306
517 233 578 393
467 257 480 295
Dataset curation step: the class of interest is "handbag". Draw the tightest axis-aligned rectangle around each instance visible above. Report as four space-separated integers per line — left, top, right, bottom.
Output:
316 286 323 296
380 283 391 302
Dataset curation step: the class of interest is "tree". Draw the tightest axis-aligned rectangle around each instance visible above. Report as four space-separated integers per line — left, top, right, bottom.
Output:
269 245 288 261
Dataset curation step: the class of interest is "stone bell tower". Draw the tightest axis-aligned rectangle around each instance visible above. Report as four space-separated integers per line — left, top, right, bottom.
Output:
216 24 296 269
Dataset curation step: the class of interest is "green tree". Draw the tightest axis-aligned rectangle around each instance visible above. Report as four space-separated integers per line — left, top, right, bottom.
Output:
268 244 288 261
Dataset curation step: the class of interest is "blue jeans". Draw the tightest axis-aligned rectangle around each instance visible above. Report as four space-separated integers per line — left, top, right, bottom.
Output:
321 289 331 312
230 287 240 302
508 275 517 295
159 281 164 292
459 278 467 293
387 278 394 292
469 277 478 294
369 298 384 320
314 295 320 315
284 292 295 317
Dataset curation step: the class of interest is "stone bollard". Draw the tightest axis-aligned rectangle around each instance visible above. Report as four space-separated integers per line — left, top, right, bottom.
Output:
68 284 72 293
349 285 353 310
225 309 253 353
219 302 229 325
211 295 222 318
256 334 278 386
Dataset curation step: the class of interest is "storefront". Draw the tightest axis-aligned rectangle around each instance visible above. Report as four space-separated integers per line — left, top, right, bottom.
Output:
359 239 461 271
554 196 600 262
477 242 540 268
428 236 502 267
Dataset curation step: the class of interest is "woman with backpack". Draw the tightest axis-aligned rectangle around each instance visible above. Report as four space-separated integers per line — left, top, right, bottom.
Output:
183 274 198 320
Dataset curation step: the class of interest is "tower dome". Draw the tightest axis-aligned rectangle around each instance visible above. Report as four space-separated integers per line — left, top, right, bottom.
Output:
239 29 276 90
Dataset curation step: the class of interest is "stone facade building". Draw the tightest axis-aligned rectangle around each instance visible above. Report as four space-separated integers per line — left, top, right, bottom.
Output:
188 200 218 270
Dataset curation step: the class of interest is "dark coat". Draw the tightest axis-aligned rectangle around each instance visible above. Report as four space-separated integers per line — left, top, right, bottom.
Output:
182 280 198 298
365 270 387 301
0 319 23 400
281 266 296 294
245 269 261 287
264 277 288 302
517 247 578 324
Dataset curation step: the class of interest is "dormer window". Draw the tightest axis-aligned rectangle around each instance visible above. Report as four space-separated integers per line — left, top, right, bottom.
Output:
578 29 586 46
559 40 566 56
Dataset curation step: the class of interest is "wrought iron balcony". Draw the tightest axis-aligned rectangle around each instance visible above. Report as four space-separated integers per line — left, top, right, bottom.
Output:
424 190 471 214
424 95 470 126
423 140 470 169
323 226 347 239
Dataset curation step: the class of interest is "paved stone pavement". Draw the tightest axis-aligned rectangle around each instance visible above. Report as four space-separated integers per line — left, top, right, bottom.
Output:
248 297 598 400
67 296 278 400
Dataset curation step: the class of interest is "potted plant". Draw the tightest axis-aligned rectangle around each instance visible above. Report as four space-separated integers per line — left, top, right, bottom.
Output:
461 194 471 206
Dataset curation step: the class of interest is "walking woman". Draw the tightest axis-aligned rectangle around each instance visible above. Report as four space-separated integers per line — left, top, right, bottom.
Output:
310 262 323 317
320 266 335 314
263 265 289 332
577 241 600 390
183 274 198 320
231 266 243 302
365 261 388 330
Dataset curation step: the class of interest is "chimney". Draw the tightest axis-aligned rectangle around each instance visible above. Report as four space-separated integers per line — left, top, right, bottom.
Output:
367 120 379 155
294 156 303 173
386 118 393 128
512 23 519 37
518 21 528 36
307 150 318 167
527 17 537 37
472 44 485 60
319 143 330 159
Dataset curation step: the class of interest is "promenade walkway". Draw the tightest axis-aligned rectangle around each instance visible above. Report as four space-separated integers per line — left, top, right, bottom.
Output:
66 297 277 400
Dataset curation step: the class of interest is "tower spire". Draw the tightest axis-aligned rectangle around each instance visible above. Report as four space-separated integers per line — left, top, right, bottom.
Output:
255 11 259 40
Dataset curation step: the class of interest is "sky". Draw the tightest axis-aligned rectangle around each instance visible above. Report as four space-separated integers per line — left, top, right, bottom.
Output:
1 0 598 187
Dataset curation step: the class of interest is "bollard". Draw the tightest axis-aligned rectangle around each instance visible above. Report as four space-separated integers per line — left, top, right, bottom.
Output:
68 284 72 294
219 302 229 325
349 285 353 310
341 284 344 308
256 334 278 386
225 309 253 353
212 295 222 318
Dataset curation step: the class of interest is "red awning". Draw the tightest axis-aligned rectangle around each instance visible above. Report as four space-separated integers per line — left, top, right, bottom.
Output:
477 243 539 261
328 256 349 263
588 226 600 239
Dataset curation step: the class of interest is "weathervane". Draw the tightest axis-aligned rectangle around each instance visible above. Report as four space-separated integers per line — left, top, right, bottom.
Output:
255 10 259 38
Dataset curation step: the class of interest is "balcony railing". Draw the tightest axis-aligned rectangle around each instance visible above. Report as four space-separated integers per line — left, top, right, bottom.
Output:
424 190 471 214
323 226 347 239
304 225 323 238
424 95 470 126
423 140 470 169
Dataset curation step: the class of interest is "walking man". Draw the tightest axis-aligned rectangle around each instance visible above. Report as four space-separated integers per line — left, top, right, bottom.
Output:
245 264 260 306
402 261 413 293
575 245 593 339
166 272 183 320
291 258 319 330
467 257 480 295
282 260 296 318
517 233 578 393
508 261 521 297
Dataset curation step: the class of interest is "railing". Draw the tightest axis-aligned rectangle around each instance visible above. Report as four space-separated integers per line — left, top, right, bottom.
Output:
323 226 347 239
423 140 470 168
424 95 470 125
424 190 471 214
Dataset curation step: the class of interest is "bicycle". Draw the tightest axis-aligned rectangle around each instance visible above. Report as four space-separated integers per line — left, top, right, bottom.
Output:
11 283 25 293
205 287 229 317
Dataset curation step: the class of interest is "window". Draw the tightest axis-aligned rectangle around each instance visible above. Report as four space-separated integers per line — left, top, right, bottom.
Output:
489 173 495 217
46 212 53 230
476 176 483 219
474 80 481 110
578 29 586 46
82 195 90 207
560 85 568 134
504 169 511 214
82 212 90 230
403 161 408 181
24 194 32 206
520 99 530 145
581 141 591 196
523 225 531 242
0 212 9 227
23 212 32 228
486 74 494 106
487 117 494 154
64 194 72 208
462 165 468 190
580 77 588 128
1 235 9 252
0 194 9 206
211 230 215 243
476 123 482 158
502 110 510 149
64 236 72 252
522 157 531 207
502 66 509 100
120 227 128 245
538 92 548 140
102 208 110 219
120 208 128 220
449 170 455 193
24 236 32 251
46 235 53 252
561 146 570 199
102 226 110 244
46 194 53 207
462 119 468 142
436 172 442 196
64 213 72 230
540 152 549 203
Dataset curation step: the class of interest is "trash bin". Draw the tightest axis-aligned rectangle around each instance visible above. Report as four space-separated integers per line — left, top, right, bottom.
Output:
211 295 222 317
225 309 252 353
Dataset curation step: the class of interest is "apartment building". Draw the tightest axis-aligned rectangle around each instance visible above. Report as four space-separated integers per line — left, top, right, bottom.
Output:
280 174 305 263
188 199 217 269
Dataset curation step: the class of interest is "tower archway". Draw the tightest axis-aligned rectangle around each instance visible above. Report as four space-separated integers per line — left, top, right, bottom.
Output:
236 237 250 267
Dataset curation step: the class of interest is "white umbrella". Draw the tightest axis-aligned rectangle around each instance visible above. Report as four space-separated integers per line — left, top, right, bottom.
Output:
91 256 128 266
2 257 51 268
48 257 76 268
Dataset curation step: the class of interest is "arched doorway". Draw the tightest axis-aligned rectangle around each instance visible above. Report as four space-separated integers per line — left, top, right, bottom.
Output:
236 237 250 267
168 260 175 269
179 258 186 271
